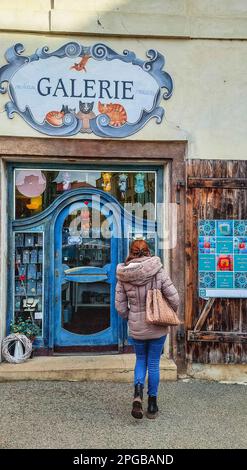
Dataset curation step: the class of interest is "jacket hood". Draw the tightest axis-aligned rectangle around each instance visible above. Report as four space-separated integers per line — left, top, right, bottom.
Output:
116 256 162 286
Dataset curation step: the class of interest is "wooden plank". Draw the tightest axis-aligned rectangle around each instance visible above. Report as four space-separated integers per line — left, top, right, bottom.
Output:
188 331 247 343
187 342 247 364
193 298 215 332
188 177 247 189
194 190 200 304
187 160 247 179
185 188 194 329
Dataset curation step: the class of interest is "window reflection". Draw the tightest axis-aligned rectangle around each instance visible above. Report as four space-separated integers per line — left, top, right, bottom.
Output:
62 281 110 335
15 170 156 220
62 206 111 268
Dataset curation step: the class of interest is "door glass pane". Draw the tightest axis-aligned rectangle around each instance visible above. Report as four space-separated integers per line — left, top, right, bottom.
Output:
14 232 43 336
62 281 110 334
15 169 156 220
62 205 111 268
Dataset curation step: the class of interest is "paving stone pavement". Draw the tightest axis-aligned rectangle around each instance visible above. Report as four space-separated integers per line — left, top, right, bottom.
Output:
0 380 246 449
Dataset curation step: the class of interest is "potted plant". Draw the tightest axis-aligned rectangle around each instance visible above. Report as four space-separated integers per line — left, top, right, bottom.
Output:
10 317 41 342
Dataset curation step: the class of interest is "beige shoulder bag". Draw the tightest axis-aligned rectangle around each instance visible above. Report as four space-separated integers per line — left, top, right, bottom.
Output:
146 274 180 327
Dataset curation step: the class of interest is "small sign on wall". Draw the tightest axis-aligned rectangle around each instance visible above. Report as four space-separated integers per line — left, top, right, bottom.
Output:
0 42 173 138
198 220 247 298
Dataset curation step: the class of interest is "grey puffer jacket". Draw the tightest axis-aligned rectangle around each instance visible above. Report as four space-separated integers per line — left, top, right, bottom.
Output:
115 256 179 340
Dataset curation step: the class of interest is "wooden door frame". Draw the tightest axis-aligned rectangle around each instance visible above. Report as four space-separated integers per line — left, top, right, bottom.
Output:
0 136 186 363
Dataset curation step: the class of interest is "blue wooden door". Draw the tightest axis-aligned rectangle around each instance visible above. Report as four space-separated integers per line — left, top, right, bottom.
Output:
54 193 121 350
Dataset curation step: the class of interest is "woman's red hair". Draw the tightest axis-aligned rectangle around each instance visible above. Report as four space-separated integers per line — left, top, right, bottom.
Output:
125 239 151 263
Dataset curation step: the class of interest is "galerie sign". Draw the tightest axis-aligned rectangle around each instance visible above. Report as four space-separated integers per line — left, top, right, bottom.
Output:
0 42 173 138
198 219 247 298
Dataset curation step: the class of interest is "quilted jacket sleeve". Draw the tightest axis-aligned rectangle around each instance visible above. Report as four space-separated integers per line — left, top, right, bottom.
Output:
115 280 129 320
160 269 179 312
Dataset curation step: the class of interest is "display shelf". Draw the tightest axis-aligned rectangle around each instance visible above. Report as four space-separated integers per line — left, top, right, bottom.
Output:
14 232 44 333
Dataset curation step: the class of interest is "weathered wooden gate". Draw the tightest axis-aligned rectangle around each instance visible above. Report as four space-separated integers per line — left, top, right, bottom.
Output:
186 160 247 364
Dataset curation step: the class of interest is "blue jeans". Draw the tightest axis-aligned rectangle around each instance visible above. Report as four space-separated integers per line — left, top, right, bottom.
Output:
132 335 166 397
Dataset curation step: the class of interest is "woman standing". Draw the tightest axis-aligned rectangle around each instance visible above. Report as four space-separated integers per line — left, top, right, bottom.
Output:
115 240 179 420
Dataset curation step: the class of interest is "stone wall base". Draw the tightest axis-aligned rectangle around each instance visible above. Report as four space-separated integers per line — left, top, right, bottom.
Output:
187 363 247 384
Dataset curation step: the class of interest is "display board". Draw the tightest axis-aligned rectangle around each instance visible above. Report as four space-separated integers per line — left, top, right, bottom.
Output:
198 220 247 298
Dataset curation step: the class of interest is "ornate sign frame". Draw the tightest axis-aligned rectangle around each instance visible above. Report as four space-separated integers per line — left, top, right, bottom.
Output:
0 42 173 138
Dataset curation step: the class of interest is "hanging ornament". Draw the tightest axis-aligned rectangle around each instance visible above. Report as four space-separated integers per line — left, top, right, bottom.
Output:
53 171 91 191
53 171 72 191
135 173 145 194
62 172 71 191
118 173 128 199
16 170 46 197
26 195 42 211
102 173 112 192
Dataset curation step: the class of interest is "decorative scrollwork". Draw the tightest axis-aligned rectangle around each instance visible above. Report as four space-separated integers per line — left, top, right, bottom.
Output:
63 112 77 126
64 42 82 58
96 114 110 127
91 43 108 60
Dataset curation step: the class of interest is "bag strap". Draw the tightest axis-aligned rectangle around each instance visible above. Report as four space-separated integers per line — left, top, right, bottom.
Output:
150 273 157 289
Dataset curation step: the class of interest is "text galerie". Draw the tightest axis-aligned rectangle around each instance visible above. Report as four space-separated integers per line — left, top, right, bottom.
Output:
37 78 135 100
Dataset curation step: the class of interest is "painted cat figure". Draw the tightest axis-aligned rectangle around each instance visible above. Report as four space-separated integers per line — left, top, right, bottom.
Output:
98 102 127 127
70 54 91 72
76 101 96 133
61 105 76 114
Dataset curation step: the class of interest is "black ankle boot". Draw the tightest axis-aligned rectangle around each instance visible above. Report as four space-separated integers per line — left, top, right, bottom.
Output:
131 383 144 419
146 396 158 419
134 383 144 400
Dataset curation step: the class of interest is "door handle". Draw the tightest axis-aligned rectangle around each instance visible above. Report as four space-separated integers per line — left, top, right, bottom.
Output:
55 269 59 278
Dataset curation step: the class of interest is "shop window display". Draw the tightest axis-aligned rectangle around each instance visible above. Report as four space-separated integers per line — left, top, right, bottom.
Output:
15 169 156 220
14 232 43 335
12 167 159 345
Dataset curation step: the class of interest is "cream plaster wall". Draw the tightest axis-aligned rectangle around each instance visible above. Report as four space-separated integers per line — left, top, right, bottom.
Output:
1 1 247 39
0 32 246 159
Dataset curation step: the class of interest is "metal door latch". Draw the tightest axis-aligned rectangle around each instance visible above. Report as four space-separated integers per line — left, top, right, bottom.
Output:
176 180 186 204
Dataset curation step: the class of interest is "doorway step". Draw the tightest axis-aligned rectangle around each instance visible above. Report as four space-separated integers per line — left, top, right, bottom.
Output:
0 354 177 382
